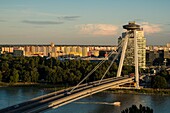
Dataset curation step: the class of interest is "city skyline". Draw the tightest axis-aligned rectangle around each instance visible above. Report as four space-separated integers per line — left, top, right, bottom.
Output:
0 0 170 45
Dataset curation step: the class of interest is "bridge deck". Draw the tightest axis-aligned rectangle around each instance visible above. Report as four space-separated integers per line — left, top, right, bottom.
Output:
0 77 134 113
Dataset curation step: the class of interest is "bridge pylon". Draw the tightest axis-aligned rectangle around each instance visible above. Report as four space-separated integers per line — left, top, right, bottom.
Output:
116 21 142 89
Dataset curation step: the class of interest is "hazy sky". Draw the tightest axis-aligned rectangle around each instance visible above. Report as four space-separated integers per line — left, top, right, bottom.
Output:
0 0 170 45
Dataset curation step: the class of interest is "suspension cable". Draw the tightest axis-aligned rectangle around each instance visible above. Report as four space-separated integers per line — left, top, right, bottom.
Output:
69 39 126 93
99 40 124 83
70 47 117 93
99 45 123 83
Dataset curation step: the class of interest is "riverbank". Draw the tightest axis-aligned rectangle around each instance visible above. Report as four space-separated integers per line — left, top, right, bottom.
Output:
0 82 39 86
0 82 67 91
106 88 170 95
1 82 170 96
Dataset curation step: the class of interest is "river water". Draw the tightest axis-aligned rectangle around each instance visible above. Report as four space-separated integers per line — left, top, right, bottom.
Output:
0 87 170 113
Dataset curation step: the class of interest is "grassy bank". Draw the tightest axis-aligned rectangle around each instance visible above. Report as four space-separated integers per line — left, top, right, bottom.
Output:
106 88 170 95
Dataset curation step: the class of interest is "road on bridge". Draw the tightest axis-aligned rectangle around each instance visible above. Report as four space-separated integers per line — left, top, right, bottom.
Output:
0 76 134 113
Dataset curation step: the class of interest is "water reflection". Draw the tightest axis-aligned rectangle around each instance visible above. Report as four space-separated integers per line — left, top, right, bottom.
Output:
48 93 170 113
0 87 170 113
0 87 49 109
150 95 169 113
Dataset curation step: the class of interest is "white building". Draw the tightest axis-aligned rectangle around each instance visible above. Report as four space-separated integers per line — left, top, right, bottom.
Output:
118 22 146 68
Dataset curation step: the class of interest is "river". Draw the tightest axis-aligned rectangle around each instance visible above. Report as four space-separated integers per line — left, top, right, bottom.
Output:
0 87 170 113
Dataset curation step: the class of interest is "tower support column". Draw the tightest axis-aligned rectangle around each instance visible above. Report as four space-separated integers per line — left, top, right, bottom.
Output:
134 30 139 88
117 21 142 89
116 33 129 77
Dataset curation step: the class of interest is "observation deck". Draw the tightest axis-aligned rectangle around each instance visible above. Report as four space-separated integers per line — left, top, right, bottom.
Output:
123 21 140 30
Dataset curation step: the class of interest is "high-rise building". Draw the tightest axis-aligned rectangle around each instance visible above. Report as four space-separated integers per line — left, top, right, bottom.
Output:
118 22 146 68
167 43 170 48
82 47 88 57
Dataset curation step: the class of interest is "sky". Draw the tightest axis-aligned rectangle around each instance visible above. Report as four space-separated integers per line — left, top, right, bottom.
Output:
0 0 170 45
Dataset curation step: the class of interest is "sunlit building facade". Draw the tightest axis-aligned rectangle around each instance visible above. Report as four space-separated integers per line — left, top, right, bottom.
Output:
118 22 146 68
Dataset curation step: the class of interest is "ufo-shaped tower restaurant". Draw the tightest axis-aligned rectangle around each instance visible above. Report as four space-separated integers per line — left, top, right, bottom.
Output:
123 21 140 31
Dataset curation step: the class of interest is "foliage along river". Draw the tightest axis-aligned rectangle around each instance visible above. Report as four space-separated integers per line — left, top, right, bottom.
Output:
0 87 170 113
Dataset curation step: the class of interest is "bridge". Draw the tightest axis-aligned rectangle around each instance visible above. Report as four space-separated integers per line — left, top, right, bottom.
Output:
0 77 134 113
0 22 142 113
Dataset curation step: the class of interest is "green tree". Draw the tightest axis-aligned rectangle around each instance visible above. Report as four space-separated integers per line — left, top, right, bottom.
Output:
45 58 53 68
121 104 153 113
67 72 75 83
23 71 31 82
0 61 9 72
2 68 10 82
122 70 129 75
69 60 77 69
62 69 69 83
93 69 103 80
152 75 168 88
9 69 19 83
55 66 63 83
30 68 39 82
74 70 82 83
159 69 169 80
153 58 164 66
0 71 2 82
123 65 134 74
106 62 118 77
38 65 49 81
30 58 35 68
45 68 54 83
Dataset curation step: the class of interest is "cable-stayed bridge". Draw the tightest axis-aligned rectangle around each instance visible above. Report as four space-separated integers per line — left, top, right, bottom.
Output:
0 22 142 113
0 77 134 113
